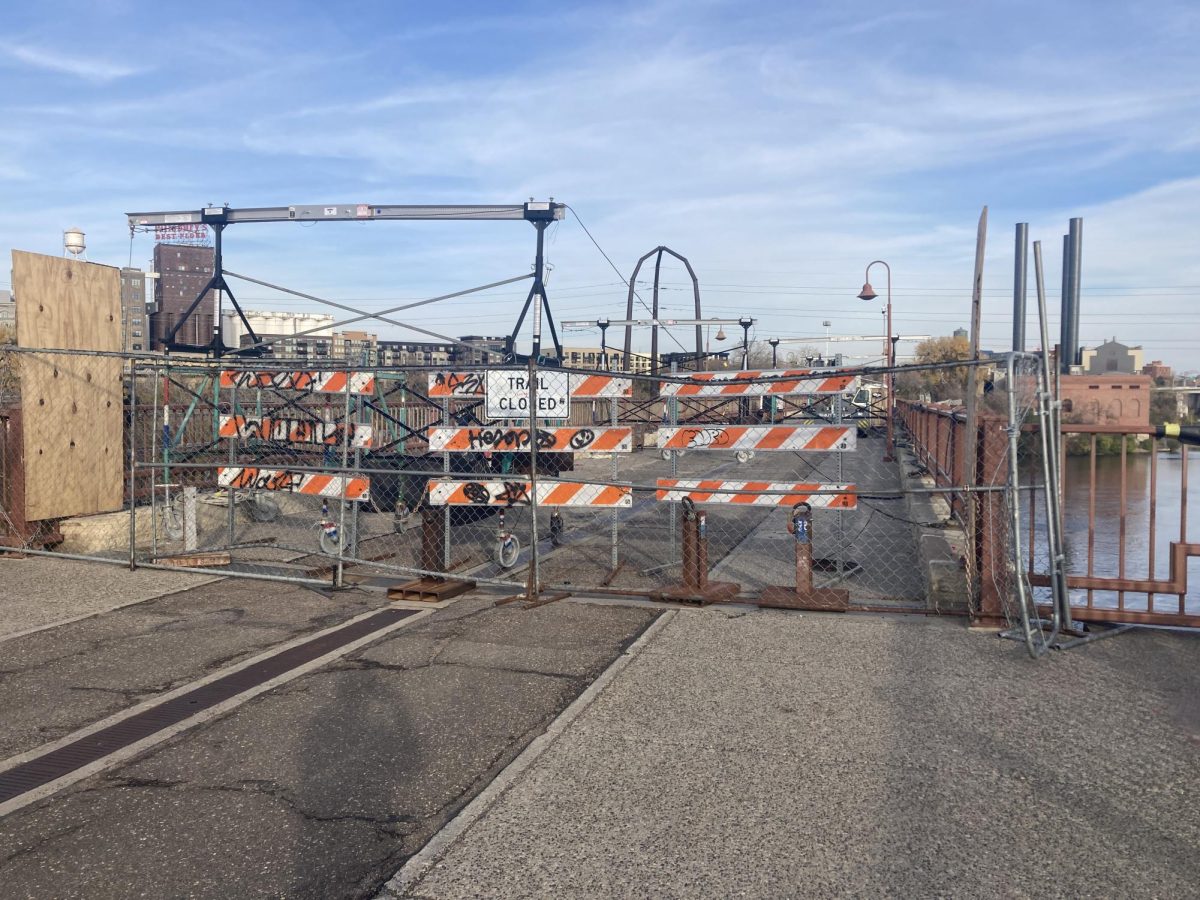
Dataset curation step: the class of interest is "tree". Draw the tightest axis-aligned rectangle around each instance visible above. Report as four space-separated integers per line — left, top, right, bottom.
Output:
897 335 971 401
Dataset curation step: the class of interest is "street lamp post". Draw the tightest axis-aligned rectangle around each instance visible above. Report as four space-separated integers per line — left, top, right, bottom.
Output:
738 317 754 370
768 337 780 368
597 317 610 370
857 261 894 462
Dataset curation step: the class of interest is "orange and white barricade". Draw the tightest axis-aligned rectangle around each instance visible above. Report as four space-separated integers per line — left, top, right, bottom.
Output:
655 479 856 509
428 426 632 453
427 480 632 507
219 415 374 449
427 370 632 399
218 370 376 394
568 373 632 398
659 369 857 397
657 425 855 452
218 467 370 501
427 371 487 398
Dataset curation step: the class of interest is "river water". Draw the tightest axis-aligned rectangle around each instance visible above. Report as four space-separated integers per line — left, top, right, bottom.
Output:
1047 451 1198 612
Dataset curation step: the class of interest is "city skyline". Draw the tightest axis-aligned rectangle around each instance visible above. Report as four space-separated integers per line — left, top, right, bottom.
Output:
1 1 1198 368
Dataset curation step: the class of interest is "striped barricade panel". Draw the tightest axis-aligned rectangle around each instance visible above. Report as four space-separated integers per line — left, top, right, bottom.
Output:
568 373 633 398
427 371 487 398
217 467 370 502
659 369 857 397
428 426 633 453
427 480 632 507
218 415 374 449
657 425 855 452
218 371 376 394
427 370 632 399
655 479 857 508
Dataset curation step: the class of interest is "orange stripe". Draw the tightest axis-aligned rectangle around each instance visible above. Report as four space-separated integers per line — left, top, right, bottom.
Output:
690 478 723 502
304 475 333 495
575 375 604 395
758 427 791 450
447 430 471 450
732 481 770 503
345 478 368 499
323 372 346 393
806 427 843 450
592 430 622 450
544 483 578 505
596 485 626 505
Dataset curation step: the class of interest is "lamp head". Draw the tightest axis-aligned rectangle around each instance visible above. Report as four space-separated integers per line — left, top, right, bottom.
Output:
857 282 878 302
715 327 727 341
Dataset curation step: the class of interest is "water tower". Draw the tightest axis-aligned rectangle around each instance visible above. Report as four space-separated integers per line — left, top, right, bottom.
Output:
63 227 86 259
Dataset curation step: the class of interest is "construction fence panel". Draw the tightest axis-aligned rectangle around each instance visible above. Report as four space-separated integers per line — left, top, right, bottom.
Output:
0 347 1048 628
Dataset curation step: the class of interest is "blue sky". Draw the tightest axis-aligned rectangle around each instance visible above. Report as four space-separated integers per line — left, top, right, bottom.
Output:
2 0 1199 367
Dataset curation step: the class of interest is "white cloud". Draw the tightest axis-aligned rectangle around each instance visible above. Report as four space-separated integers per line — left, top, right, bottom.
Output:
1 42 145 82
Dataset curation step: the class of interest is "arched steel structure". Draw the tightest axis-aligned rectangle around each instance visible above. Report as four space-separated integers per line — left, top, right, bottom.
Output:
621 246 704 374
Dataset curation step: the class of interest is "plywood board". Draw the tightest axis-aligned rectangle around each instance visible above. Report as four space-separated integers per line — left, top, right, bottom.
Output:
12 251 121 352
11 252 124 521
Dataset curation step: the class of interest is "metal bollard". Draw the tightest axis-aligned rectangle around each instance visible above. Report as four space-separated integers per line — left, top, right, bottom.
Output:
660 497 738 604
788 502 814 596
760 502 850 611
388 504 476 602
420 505 447 575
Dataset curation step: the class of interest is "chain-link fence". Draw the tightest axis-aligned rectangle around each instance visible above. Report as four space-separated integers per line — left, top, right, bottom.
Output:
1 346 1052 638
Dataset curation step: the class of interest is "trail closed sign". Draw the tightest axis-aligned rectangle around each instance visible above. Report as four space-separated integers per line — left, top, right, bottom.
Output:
485 370 569 419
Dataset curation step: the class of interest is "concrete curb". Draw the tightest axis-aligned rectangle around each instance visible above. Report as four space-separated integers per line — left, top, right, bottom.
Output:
378 608 678 899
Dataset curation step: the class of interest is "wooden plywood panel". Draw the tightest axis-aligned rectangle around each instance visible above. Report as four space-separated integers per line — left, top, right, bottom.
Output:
12 251 122 351
11 252 124 520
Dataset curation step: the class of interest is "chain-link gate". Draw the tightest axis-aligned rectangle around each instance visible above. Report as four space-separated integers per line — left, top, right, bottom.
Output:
2 346 1052 647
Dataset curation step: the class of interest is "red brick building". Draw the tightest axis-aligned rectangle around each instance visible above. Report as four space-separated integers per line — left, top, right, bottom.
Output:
1059 374 1151 428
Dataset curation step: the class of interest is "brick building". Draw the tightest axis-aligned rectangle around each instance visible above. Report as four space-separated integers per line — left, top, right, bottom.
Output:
1059 374 1151 428
149 243 216 349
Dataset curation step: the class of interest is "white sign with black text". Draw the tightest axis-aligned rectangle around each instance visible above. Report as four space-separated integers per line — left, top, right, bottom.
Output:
485 370 570 419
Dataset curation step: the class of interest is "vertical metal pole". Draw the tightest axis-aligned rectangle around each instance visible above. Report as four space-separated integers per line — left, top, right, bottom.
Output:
610 392 619 571
526 356 540 598
884 270 894 462
150 369 160 560
441 395 450 570
1060 233 1072 374
1013 223 1028 352
669 359 679 562
963 206 988 615
1004 352 1040 656
336 373 352 587
651 250 663 377
226 375 237 549
127 364 138 569
531 223 546 360
1068 217 1083 367
211 224 223 348
1034 240 1069 633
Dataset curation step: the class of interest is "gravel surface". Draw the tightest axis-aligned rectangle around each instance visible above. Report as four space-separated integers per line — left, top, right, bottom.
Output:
403 608 1200 899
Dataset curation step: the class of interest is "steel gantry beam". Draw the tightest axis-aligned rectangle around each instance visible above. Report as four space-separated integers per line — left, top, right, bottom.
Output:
125 201 565 357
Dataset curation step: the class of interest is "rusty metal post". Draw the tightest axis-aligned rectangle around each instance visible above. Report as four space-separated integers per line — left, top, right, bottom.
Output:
420 505 445 574
793 503 814 595
760 502 849 611
659 497 737 604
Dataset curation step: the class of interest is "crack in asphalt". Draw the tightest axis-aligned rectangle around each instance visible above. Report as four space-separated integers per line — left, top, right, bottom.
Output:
97 775 420 839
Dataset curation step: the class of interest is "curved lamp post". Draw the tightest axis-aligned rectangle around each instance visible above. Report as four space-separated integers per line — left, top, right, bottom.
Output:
857 261 894 462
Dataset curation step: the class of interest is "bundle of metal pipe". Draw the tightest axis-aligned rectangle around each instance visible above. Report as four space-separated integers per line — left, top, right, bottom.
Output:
1154 423 1200 447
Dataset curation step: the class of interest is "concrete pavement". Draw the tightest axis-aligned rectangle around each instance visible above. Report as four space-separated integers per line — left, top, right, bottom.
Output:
396 608 1200 899
0 578 658 899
